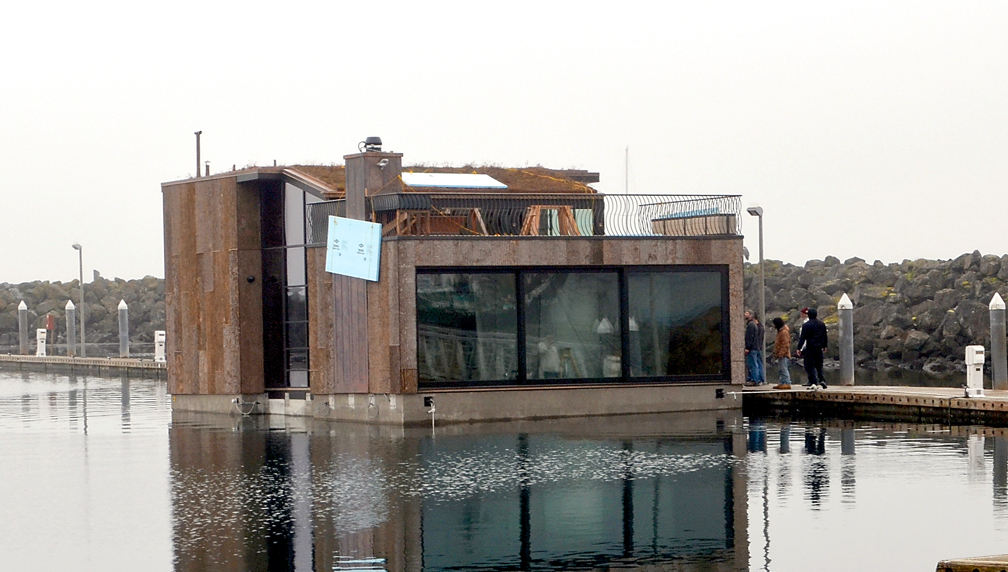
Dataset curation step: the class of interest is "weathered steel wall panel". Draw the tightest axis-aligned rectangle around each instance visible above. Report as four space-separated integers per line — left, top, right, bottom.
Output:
164 175 264 395
235 183 264 394
307 247 334 394
366 258 391 394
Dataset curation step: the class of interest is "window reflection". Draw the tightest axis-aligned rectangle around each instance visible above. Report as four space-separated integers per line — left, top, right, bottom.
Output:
628 271 723 377
525 272 621 379
417 273 518 384
416 267 726 387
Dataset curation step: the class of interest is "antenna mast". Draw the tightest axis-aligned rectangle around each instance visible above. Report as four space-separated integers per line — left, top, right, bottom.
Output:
624 146 628 194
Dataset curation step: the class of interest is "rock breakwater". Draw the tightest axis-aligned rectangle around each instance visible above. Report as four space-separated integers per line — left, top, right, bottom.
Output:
746 250 1008 375
2 251 1004 371
0 275 164 356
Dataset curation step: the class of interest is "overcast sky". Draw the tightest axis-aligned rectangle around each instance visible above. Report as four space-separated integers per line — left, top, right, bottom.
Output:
1 1 1006 283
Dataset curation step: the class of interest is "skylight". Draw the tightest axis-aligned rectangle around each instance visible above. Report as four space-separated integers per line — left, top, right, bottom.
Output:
401 172 507 189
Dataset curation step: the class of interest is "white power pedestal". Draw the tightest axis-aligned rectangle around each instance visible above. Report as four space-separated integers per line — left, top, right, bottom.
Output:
35 329 47 357
965 345 985 398
154 330 166 363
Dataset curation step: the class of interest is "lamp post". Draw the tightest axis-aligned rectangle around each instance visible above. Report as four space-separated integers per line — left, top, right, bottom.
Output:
746 206 765 381
72 243 86 358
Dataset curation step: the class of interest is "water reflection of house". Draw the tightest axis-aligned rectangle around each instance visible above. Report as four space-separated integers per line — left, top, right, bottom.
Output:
161 139 745 422
169 410 748 571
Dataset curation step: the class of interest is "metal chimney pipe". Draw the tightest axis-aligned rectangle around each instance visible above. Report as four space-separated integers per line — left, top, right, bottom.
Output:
205 161 210 177
194 131 202 178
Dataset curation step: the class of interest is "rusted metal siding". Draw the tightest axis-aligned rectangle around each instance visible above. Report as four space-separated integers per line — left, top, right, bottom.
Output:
163 175 264 395
307 247 334 394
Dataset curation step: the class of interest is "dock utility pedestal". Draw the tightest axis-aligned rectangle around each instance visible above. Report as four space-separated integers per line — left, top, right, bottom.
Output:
965 345 985 398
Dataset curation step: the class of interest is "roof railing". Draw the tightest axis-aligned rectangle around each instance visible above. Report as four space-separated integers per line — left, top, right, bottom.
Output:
306 193 740 245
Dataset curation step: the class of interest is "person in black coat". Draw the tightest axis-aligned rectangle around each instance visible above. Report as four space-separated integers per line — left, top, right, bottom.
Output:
796 307 828 388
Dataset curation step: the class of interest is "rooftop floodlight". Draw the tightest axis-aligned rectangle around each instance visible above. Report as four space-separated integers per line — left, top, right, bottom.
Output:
359 136 383 153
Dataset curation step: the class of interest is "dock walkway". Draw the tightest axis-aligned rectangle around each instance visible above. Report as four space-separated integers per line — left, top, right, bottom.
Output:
743 384 1008 426
0 354 165 376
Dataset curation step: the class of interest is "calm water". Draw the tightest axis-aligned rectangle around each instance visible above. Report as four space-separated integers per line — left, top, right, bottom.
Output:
1 370 1006 571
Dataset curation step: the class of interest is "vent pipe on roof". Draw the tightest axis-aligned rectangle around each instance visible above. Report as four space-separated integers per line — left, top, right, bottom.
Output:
359 136 382 153
194 131 202 178
205 161 210 177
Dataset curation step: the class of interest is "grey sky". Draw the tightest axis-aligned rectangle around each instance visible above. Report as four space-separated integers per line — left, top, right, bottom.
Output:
2 1 1006 283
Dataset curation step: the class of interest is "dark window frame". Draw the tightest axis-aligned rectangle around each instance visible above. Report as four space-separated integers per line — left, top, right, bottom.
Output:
262 183 311 390
416 265 730 390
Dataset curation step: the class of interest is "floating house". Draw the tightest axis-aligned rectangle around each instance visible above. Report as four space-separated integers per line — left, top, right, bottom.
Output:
162 139 745 423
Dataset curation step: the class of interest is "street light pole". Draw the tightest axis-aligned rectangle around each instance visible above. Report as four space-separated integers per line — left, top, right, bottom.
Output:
747 207 765 381
72 243 86 358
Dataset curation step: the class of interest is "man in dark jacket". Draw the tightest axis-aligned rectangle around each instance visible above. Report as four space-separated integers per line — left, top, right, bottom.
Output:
797 307 828 388
744 310 765 384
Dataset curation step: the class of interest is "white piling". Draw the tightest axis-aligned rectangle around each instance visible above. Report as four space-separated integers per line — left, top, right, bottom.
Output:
118 299 129 358
990 293 1007 391
18 301 28 355
838 293 855 386
65 300 76 356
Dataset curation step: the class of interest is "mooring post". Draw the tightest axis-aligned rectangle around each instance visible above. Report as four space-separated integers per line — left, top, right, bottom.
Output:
118 299 129 358
838 293 855 386
18 300 28 355
65 300 76 357
990 293 1007 390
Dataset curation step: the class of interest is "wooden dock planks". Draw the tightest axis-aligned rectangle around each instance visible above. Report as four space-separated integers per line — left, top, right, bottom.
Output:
744 385 1008 426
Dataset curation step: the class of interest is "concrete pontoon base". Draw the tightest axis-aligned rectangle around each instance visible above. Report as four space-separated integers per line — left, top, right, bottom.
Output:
171 384 740 424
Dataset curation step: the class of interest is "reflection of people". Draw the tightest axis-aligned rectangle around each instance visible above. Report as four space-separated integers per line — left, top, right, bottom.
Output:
797 307 828 388
744 310 765 385
537 335 561 378
772 317 792 390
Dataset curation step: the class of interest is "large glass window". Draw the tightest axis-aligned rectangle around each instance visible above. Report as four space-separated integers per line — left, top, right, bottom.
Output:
628 271 724 377
524 272 620 380
416 266 727 388
417 273 518 385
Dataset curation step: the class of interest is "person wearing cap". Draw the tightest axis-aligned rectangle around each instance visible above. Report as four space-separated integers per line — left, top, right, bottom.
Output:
744 310 765 385
797 307 828 388
771 317 792 389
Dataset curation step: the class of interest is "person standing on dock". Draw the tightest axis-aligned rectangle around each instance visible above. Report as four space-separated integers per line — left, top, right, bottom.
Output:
797 307 828 389
771 317 792 389
744 310 765 385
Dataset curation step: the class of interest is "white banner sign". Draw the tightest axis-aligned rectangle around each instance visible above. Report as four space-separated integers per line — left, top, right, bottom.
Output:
325 216 382 281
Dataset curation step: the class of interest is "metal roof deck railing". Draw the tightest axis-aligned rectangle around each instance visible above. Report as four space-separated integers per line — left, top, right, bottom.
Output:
306 193 741 245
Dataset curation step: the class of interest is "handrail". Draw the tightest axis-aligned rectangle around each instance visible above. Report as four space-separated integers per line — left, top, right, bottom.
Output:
306 193 740 243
